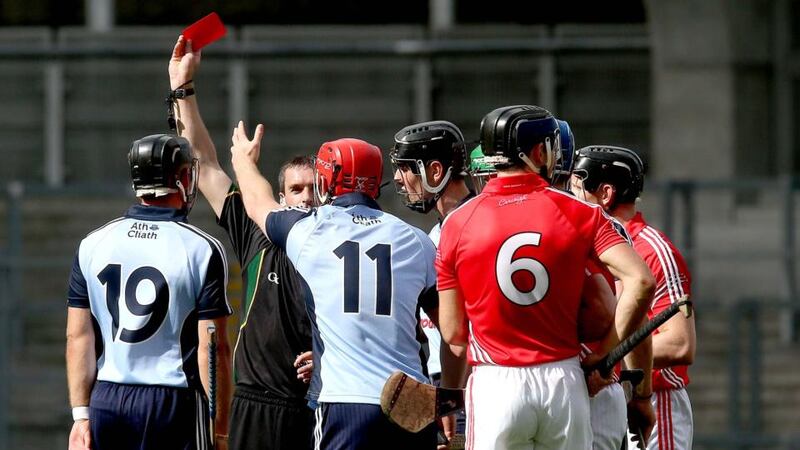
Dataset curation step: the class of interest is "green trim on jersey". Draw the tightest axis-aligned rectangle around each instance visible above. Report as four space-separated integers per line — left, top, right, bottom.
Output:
241 250 265 326
232 250 265 383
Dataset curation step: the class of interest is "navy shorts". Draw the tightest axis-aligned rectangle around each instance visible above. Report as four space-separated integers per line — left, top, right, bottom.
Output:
314 402 437 450
89 381 211 450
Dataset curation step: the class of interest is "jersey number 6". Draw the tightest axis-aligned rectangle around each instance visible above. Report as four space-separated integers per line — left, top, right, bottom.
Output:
98 264 170 343
496 232 550 306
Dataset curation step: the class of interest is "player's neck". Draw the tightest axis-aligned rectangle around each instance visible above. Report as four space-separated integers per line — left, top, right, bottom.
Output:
609 203 636 224
496 166 532 177
436 181 471 218
139 194 185 210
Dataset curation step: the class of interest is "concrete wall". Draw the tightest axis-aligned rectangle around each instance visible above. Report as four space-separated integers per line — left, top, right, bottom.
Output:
646 0 776 180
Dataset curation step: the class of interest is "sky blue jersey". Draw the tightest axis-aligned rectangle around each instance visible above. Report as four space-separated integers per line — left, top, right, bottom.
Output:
266 193 437 405
67 205 232 389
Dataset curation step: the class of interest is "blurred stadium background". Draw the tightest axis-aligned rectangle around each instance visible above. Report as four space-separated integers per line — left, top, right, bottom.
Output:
0 0 799 448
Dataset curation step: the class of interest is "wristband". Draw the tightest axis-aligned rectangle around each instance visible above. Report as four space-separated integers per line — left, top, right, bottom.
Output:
72 406 90 421
633 392 653 401
215 434 229 440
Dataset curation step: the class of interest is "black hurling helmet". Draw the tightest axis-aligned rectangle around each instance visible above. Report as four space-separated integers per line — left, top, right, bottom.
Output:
391 120 467 213
128 134 198 209
572 145 646 205
479 105 560 180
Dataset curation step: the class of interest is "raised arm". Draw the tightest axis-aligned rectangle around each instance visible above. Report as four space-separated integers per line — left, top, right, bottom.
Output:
229 121 281 235
169 35 231 217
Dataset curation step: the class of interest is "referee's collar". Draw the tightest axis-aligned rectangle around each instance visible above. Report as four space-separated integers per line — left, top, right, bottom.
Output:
331 192 382 211
125 204 188 222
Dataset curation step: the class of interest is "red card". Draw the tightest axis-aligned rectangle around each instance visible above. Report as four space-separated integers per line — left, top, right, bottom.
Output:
183 12 226 51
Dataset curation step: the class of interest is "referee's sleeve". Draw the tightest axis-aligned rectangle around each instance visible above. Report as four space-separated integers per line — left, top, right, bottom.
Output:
197 243 233 320
67 251 90 308
217 183 267 266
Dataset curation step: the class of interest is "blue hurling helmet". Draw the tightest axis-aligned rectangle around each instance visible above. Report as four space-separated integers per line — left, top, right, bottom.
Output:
552 119 575 188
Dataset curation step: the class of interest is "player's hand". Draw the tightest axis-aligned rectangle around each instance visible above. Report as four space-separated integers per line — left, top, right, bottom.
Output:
169 35 201 90
437 414 457 449
294 351 313 384
230 121 264 165
580 353 615 397
68 419 91 450
584 369 615 397
627 395 655 448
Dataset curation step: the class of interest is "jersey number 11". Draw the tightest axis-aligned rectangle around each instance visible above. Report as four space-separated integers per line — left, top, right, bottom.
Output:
333 241 392 316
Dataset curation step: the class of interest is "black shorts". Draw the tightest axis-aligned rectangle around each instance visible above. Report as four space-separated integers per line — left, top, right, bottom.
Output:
228 386 314 450
315 402 437 450
90 381 210 450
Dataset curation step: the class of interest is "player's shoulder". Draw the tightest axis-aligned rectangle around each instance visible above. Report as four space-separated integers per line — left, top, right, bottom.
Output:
379 210 430 240
544 187 604 213
174 222 227 258
83 216 127 239
544 187 617 229
634 223 684 258
273 205 315 220
366 210 433 252
409 222 436 248
268 205 317 236
79 216 128 251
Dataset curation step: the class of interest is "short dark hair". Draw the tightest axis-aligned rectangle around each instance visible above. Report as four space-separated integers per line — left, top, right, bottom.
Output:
278 155 315 193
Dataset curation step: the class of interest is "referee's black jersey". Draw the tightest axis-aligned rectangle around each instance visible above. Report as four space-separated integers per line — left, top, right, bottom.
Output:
218 184 312 400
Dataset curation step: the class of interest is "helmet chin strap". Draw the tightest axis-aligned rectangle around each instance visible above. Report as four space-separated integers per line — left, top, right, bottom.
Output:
175 179 187 203
416 161 453 196
403 161 452 214
519 152 549 180
175 179 196 213
519 138 555 181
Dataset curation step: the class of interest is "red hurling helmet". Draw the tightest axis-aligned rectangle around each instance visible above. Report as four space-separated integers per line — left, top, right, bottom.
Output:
315 138 383 204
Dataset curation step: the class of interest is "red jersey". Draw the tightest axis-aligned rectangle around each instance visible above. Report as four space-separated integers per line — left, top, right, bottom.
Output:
436 173 628 366
625 212 692 390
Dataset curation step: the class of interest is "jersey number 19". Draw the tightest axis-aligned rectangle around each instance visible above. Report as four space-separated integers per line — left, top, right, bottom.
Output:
98 264 169 343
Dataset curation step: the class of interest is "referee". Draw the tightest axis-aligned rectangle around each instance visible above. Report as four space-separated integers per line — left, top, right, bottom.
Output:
169 36 315 450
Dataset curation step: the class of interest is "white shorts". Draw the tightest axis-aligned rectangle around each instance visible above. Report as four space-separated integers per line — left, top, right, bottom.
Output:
627 388 693 450
590 383 627 450
465 357 592 450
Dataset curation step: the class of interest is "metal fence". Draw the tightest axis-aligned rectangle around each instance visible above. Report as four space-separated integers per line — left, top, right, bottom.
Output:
0 24 651 187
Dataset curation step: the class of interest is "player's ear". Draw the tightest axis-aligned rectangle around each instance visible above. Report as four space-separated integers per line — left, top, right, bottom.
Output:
600 183 616 210
428 161 444 185
531 143 547 169
279 192 286 206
